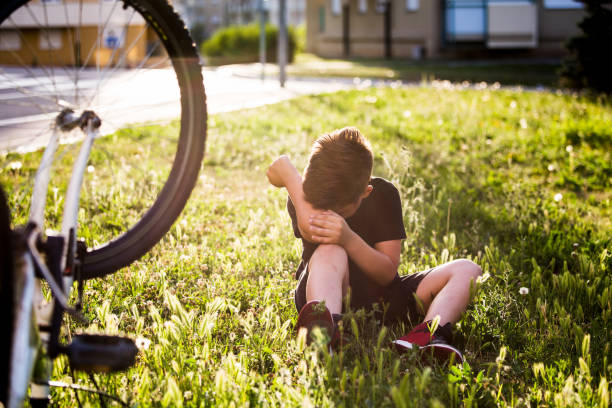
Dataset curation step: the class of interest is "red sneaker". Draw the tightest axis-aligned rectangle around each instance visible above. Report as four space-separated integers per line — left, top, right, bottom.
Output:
296 301 335 345
393 321 464 365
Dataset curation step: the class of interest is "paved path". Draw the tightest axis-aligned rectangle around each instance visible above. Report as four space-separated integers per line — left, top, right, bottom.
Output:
0 65 355 153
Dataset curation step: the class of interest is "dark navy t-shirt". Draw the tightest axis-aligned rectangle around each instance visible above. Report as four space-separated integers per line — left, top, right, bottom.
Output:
287 177 406 308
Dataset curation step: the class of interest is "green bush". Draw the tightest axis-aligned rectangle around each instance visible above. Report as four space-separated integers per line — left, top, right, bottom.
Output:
201 24 297 65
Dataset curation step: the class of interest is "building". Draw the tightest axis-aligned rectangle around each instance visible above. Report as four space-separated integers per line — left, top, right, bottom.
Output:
0 0 159 67
267 0 306 27
306 0 586 59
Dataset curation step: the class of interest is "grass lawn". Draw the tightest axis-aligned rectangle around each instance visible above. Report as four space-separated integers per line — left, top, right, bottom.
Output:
1 86 611 407
255 53 562 87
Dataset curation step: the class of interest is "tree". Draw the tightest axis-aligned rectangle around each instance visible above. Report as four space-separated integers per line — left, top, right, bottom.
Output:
560 1 612 93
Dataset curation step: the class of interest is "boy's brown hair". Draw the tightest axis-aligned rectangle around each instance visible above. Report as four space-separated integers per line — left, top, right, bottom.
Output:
303 127 373 210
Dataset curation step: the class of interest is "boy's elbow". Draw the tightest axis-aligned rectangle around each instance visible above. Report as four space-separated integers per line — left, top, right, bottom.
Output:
297 224 314 243
376 264 398 286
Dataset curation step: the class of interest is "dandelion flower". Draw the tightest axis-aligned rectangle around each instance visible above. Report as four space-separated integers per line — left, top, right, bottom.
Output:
135 337 151 350
9 161 22 170
87 165 94 173
565 145 573 153
554 193 563 202
519 287 529 296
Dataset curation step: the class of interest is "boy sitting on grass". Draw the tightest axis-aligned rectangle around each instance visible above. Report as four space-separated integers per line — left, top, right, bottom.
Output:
266 127 481 363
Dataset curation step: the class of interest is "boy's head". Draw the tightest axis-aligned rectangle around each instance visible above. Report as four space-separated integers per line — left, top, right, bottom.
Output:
303 127 373 217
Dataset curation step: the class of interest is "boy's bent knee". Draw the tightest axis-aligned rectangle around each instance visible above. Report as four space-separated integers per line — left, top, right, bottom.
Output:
311 244 348 267
313 244 347 259
453 259 482 280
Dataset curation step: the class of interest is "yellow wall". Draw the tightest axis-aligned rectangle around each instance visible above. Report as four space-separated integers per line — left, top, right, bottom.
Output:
0 25 148 67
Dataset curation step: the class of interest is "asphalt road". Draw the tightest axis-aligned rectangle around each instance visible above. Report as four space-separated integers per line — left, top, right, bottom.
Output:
0 65 354 153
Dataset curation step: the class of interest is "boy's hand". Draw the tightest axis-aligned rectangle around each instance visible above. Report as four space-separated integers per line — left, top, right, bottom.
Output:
266 155 293 188
309 210 355 247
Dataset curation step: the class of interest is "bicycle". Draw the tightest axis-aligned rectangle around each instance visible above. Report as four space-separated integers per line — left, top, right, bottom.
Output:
0 0 207 406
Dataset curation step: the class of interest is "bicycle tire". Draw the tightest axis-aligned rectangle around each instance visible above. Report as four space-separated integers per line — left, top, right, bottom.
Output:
0 0 207 279
0 185 14 405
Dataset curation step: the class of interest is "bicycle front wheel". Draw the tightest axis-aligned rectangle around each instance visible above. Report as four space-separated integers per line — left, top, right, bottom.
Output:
0 0 207 279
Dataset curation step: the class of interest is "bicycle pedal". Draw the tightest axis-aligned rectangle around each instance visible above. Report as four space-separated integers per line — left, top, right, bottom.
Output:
64 334 138 373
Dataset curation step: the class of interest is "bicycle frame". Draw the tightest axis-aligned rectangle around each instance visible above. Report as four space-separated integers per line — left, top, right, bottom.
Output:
7 115 100 408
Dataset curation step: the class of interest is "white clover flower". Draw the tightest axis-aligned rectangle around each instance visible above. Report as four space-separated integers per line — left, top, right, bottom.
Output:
184 391 193 400
510 101 517 109
554 193 563 202
547 164 555 172
87 165 95 173
519 287 529 296
135 337 151 350
566 145 573 153
9 161 22 170
519 118 528 129
365 96 377 104
403 110 412 118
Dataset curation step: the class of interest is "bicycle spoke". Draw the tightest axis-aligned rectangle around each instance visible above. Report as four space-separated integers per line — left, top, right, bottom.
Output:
5 17 60 98
41 0 58 84
87 41 167 106
76 0 83 105
62 0 78 100
93 8 137 81
84 22 150 109
95 0 102 108
23 3 61 104
0 68 58 111
75 0 119 82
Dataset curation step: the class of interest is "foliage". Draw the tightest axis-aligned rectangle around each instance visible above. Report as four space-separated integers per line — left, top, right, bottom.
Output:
1 86 611 406
201 24 297 65
560 0 612 93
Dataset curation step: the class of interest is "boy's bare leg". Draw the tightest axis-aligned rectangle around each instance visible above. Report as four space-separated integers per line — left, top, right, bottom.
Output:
415 259 482 326
306 244 350 315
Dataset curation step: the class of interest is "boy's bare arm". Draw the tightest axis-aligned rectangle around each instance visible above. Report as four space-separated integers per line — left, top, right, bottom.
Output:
309 211 399 285
266 155 321 242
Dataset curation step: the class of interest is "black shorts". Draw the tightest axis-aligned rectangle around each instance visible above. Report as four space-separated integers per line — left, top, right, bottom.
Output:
294 263 432 326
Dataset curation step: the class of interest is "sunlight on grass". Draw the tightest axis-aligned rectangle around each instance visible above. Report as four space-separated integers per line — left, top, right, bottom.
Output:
1 87 610 406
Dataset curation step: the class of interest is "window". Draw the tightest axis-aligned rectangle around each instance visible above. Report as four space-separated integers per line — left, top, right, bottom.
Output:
544 0 583 9
38 29 62 50
358 0 368 14
375 0 388 14
103 26 124 49
318 6 325 32
0 31 21 51
406 0 419 11
331 0 341 16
